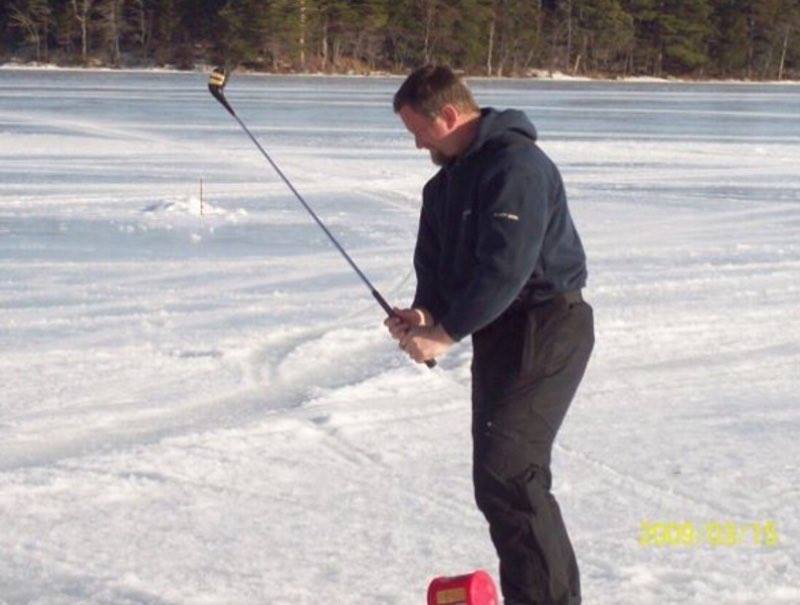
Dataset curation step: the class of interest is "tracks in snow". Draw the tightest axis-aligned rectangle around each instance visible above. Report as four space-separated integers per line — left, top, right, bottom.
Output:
0 301 462 475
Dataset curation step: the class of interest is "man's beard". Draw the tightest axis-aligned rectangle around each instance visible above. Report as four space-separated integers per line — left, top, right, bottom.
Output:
429 149 452 166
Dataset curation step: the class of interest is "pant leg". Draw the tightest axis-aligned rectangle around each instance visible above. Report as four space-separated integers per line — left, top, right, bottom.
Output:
471 298 594 605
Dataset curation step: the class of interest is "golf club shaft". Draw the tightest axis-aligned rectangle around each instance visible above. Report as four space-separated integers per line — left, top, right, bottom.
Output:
230 113 385 299
213 83 436 368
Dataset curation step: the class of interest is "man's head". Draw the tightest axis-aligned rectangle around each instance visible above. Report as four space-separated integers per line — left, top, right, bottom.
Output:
394 65 480 166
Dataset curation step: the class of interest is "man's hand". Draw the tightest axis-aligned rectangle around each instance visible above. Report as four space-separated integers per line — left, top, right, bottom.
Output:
384 307 432 341
399 324 455 364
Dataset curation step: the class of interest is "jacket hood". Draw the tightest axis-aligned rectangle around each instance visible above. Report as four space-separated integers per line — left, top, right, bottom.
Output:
461 107 538 160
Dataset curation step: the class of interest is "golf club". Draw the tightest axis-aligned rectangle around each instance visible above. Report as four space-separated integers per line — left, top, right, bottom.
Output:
208 67 436 368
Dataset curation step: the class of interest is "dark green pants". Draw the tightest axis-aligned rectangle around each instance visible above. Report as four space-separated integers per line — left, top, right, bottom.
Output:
471 295 594 605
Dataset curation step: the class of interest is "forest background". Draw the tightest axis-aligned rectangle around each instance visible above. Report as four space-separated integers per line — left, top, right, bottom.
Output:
2 1 799 81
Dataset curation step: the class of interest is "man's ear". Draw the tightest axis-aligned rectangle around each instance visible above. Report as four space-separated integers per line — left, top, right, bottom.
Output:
440 104 460 130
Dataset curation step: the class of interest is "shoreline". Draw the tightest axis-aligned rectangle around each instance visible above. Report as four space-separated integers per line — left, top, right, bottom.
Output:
1 61 798 86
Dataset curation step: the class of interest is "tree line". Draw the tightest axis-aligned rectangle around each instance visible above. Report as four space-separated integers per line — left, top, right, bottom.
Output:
2 1 799 80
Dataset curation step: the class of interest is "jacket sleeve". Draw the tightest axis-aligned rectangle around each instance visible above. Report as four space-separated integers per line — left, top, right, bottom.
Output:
439 158 549 341
411 182 444 320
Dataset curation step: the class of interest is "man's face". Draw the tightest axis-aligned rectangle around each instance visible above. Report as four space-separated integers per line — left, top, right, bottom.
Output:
398 105 453 166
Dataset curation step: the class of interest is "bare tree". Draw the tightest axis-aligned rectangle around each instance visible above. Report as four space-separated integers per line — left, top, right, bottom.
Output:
299 0 307 70
774 2 799 81
565 0 573 71
321 12 329 69
486 3 495 76
778 24 790 80
71 0 96 65
98 0 125 65
130 0 152 62
9 0 51 62
419 0 436 63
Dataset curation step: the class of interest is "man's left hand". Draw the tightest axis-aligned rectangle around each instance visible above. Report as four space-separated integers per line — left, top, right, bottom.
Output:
399 324 455 364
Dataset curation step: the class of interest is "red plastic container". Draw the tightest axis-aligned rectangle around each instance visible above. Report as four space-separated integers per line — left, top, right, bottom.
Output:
427 570 498 605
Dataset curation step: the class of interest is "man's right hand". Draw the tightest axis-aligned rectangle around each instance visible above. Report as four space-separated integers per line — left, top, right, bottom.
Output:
384 307 432 341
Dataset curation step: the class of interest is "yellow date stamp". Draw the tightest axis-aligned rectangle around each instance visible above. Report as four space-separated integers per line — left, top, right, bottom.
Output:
639 520 780 548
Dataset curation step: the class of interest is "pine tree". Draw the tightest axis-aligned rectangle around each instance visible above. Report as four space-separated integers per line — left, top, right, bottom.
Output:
709 0 749 76
622 0 660 74
314 0 360 70
354 0 391 71
0 0 795 79
659 0 713 74
572 0 634 73
218 0 269 68
265 0 305 70
490 0 542 76
385 0 421 67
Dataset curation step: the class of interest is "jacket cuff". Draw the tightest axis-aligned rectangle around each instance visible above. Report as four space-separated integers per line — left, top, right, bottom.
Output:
439 315 467 343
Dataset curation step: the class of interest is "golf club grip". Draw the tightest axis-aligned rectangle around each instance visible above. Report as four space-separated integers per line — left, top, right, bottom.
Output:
372 290 437 369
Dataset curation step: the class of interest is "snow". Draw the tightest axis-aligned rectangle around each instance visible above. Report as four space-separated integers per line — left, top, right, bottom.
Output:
1 69 799 604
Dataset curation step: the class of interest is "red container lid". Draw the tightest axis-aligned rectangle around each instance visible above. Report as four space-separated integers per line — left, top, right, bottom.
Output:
427 569 498 605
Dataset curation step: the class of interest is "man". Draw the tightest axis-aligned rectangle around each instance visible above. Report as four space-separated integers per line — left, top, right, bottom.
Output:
385 65 594 605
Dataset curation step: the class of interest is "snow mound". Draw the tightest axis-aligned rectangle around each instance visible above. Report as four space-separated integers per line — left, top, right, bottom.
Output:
141 196 248 220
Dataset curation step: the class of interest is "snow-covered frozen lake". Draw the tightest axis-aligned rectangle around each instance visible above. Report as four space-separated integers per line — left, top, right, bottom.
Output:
1 69 799 604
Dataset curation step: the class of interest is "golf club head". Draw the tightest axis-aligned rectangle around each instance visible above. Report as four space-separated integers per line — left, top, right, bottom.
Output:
208 67 235 116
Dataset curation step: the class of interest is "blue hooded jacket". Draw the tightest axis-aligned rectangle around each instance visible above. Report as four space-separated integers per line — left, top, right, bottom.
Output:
412 107 588 341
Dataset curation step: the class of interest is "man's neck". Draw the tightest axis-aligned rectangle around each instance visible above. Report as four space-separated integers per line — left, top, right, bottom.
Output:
450 113 482 159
